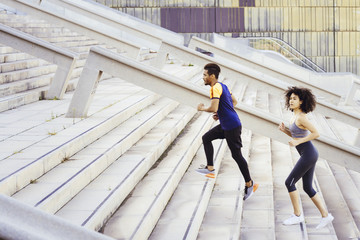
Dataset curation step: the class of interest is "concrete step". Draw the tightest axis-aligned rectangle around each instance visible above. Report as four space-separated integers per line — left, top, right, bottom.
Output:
103 111 215 239
149 126 228 240
246 87 274 239
0 80 159 196
0 21 53 28
195 128 252 240
328 162 360 231
0 85 45 113
271 139 309 240
13 27 80 37
268 93 284 118
255 88 270 111
161 63 202 83
289 148 337 240
0 45 16 54
52 39 100 49
0 52 34 63
0 73 52 97
315 109 357 147
0 64 57 84
56 104 196 230
240 83 257 107
0 57 50 74
0 72 82 113
348 169 360 198
67 44 108 54
12 97 179 214
230 79 247 104
240 134 275 239
324 117 359 146
41 35 94 44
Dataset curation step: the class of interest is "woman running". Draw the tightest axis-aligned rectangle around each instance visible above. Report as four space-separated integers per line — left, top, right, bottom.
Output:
279 86 334 229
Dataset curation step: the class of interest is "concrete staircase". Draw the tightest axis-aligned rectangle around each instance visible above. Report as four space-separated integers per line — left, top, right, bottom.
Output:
0 5 360 240
0 11 155 113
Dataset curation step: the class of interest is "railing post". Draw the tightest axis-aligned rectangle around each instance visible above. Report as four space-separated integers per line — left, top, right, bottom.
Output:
46 58 77 99
66 55 103 118
344 80 360 106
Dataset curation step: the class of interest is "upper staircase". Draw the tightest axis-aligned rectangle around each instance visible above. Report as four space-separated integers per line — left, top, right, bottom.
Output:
0 1 359 240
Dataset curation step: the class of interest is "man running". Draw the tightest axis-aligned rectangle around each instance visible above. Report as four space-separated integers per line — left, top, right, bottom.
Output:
196 63 258 201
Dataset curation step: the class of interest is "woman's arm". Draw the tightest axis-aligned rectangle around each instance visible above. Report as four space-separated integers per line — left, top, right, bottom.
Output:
279 122 292 137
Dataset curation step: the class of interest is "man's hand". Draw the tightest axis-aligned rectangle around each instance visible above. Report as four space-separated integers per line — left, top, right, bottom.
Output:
197 103 205 111
212 113 219 121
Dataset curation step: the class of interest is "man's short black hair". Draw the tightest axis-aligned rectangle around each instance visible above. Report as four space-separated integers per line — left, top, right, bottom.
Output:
204 63 221 79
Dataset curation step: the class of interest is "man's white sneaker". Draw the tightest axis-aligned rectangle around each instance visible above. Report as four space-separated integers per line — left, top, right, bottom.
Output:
316 213 334 229
283 213 304 225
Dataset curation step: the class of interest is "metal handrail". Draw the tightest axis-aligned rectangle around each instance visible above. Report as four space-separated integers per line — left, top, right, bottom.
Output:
244 37 326 73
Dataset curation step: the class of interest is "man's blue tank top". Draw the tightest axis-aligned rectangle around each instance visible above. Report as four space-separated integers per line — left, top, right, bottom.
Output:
210 82 241 130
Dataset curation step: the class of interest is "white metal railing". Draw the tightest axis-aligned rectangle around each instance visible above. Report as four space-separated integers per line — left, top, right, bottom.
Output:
246 37 326 73
0 23 78 99
248 36 360 105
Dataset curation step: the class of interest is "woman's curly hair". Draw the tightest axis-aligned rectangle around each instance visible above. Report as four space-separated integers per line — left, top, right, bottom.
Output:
284 86 316 113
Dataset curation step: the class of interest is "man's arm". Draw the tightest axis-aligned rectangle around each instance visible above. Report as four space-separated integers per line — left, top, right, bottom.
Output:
197 98 219 112
231 94 238 107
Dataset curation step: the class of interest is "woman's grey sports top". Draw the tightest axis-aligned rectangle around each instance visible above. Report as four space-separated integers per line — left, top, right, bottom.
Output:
289 122 309 138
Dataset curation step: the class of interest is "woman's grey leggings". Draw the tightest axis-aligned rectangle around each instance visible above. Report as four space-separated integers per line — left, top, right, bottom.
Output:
285 141 318 198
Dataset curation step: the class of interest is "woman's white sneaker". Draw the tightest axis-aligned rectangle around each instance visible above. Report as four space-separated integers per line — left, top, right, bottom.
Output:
316 213 334 229
283 213 304 225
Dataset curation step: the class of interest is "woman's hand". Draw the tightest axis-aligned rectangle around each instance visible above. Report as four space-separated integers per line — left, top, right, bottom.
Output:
289 139 301 147
278 122 286 132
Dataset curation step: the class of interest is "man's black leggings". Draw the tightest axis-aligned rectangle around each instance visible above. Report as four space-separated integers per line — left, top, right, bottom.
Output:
202 124 251 182
285 141 318 198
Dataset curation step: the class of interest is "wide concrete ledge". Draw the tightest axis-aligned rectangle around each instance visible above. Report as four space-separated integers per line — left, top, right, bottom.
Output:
67 46 360 172
1 0 143 59
152 40 360 129
0 194 114 240
0 23 78 99
46 0 184 48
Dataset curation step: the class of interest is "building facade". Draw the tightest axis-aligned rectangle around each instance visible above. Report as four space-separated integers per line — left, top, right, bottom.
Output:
94 0 360 75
